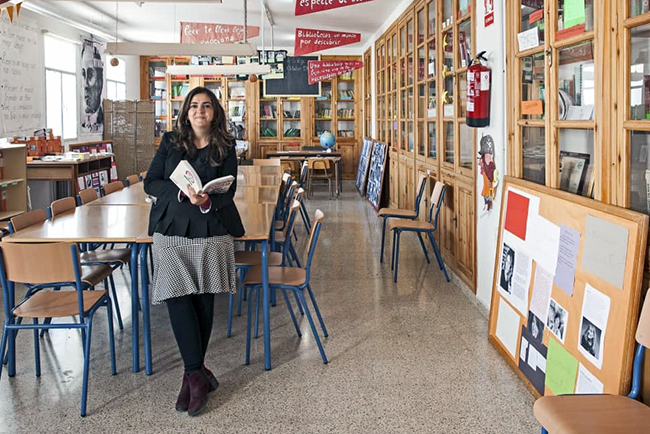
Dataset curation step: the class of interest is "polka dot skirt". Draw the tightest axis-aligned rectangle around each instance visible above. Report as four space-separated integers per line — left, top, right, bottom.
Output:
151 232 236 305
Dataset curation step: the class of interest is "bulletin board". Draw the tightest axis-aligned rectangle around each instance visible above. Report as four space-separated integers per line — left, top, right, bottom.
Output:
488 177 648 398
365 141 388 211
355 138 373 195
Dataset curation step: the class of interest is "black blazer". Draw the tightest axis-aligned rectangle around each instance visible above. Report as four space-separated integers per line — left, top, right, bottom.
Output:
144 131 245 238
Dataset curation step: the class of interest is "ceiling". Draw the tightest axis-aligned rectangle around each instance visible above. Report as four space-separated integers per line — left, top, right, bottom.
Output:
23 0 397 55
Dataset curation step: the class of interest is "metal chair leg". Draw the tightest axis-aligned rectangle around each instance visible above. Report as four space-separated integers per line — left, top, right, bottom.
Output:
281 288 302 337
293 292 304 315
33 319 40 377
106 299 116 376
306 285 328 337
227 292 234 338
254 288 261 339
0 322 8 380
245 286 257 365
416 232 430 264
80 318 93 417
427 232 450 282
541 429 548 434
296 290 328 364
380 217 387 263
108 275 123 331
393 232 401 283
391 230 397 270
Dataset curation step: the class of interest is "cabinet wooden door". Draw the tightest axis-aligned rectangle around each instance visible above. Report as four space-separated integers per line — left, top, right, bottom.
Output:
455 179 475 288
338 143 356 179
389 150 399 207
259 143 279 158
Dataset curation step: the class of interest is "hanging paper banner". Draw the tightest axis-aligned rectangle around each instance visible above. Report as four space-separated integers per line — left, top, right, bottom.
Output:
294 28 361 56
180 22 260 44
484 0 495 27
295 0 378 16
1 2 21 24
307 60 363 84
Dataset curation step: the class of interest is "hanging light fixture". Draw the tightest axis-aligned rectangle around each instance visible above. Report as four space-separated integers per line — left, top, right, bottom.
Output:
110 1 119 66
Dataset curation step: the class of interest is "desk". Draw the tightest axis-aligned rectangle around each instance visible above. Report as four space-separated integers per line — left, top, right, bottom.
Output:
266 151 342 196
4 165 282 373
27 155 114 196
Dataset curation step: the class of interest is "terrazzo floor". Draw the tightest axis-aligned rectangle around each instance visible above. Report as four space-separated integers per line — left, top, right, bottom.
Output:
0 181 541 433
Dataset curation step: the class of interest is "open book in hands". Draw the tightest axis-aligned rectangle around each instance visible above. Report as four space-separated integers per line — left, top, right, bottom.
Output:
170 160 235 196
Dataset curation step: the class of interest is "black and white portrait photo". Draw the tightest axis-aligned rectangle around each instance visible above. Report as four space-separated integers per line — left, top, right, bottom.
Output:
547 298 568 343
81 39 104 135
579 317 602 359
499 243 515 294
527 311 544 344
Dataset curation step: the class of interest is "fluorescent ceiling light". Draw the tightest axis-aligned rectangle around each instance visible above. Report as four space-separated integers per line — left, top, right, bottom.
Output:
105 42 257 57
166 63 272 76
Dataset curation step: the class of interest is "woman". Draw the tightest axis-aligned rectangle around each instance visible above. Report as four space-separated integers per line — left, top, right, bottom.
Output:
144 86 244 416
581 323 597 356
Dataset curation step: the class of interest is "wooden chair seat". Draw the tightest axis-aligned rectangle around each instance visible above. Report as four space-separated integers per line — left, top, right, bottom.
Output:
80 248 131 265
244 265 306 287
388 219 434 231
377 208 417 218
533 394 650 434
235 251 284 267
80 265 114 286
13 290 108 318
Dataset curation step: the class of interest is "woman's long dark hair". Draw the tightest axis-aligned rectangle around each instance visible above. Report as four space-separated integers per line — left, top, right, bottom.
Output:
173 86 233 166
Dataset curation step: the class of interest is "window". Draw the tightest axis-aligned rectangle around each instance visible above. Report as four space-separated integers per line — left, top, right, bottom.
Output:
44 35 77 140
106 56 126 100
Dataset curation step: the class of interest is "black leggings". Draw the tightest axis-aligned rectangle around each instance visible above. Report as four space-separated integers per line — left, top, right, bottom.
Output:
166 294 215 372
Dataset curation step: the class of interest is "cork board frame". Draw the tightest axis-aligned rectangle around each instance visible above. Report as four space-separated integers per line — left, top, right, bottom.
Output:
488 177 649 397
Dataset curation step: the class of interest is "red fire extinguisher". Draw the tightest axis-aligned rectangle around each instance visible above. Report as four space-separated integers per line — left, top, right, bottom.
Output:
467 51 491 128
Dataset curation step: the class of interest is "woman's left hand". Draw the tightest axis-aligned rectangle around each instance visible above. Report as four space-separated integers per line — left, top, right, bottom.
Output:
187 185 209 206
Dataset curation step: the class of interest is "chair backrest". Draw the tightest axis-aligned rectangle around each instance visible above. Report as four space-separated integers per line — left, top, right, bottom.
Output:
427 181 446 229
103 181 124 196
78 187 99 205
254 158 281 166
308 158 330 171
281 181 299 217
9 209 47 234
280 201 301 265
50 197 76 218
628 292 650 399
126 174 140 186
140 171 147 181
282 187 303 238
413 175 428 216
299 161 309 186
304 210 325 282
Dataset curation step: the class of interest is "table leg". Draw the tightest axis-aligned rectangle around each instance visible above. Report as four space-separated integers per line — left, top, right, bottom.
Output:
7 281 16 376
130 246 140 372
261 239 271 371
139 243 152 375
336 159 341 197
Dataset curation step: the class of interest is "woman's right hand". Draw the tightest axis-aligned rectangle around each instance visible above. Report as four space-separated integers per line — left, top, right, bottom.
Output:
187 185 209 207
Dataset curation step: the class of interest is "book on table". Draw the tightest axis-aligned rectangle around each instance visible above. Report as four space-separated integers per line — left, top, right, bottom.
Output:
170 160 234 196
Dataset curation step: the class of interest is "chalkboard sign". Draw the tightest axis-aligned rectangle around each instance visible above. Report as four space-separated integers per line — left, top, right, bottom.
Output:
263 56 321 97
366 141 388 210
355 138 373 195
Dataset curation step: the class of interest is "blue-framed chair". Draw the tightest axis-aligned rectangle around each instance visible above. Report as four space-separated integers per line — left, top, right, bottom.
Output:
101 181 124 197
228 200 303 337
243 210 328 365
139 171 147 182
0 242 117 417
377 174 428 263
272 188 305 268
533 293 650 433
389 181 449 283
125 174 140 187
297 161 312 233
274 181 298 233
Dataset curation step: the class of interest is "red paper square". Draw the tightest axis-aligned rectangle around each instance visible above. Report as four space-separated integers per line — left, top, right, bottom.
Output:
505 190 529 241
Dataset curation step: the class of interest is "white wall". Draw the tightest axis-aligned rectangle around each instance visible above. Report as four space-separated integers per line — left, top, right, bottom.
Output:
474 0 507 309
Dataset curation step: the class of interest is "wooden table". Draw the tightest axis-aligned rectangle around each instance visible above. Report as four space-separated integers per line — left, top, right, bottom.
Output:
266 151 342 197
4 165 282 374
27 154 114 196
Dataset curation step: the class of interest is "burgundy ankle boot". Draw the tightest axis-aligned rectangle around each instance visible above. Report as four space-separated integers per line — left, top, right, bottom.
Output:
175 371 190 412
187 368 211 416
202 364 219 393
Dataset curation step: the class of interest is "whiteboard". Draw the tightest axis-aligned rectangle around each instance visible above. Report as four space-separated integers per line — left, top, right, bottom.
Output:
0 14 44 137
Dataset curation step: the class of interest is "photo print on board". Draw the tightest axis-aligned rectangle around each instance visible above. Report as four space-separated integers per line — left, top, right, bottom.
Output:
578 284 610 369
547 298 568 344
579 317 601 359
81 39 105 135
527 311 545 344
499 243 515 294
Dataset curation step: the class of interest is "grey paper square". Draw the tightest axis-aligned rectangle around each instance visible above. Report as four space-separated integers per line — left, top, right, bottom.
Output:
582 215 629 289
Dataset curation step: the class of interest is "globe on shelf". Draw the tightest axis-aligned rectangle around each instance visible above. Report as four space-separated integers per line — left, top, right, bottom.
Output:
319 131 336 150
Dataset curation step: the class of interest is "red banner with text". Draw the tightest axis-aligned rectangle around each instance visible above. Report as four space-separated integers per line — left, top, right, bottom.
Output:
308 60 363 84
295 0 378 16
295 28 361 56
180 22 260 44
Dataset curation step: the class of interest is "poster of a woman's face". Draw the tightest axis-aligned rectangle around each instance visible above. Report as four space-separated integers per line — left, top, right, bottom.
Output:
499 243 515 294
547 298 568 344
81 40 104 135
579 317 602 362
527 311 544 344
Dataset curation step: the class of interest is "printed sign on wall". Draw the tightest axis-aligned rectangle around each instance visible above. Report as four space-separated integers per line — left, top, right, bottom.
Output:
307 60 363 84
484 0 495 27
180 22 260 44
295 0 378 16
295 28 361 56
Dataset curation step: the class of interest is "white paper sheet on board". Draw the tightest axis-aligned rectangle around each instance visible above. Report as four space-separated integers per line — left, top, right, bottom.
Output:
554 225 581 296
575 363 604 394
496 298 521 359
530 265 553 322
578 284 611 370
528 215 561 274
582 215 629 289
520 337 529 361
498 231 533 317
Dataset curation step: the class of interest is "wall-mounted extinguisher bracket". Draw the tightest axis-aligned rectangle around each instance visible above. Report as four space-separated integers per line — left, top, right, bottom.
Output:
466 51 491 128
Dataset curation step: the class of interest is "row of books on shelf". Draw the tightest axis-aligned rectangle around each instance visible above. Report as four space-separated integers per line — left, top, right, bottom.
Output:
337 109 354 118
259 129 302 138
338 130 355 137
316 109 333 118
317 90 332 99
171 84 190 98
338 90 355 99
229 106 245 117
76 170 111 194
284 128 301 137
262 105 277 118
338 71 354 80
229 87 246 99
